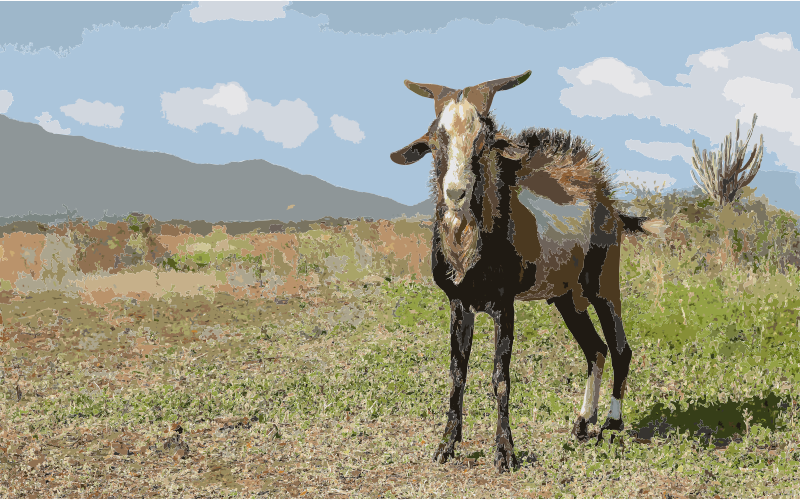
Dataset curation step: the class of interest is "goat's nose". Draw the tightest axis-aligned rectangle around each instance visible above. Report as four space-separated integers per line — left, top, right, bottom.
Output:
446 188 466 202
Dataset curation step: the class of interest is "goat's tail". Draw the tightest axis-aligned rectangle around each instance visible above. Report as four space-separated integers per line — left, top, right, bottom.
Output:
619 213 667 238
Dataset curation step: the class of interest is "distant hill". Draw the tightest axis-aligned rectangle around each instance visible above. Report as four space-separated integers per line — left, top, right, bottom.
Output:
4 114 796 225
0 115 435 223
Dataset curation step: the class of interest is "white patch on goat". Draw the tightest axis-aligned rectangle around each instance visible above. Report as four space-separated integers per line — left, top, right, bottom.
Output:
518 187 593 267
440 100 480 210
608 397 622 420
580 362 603 420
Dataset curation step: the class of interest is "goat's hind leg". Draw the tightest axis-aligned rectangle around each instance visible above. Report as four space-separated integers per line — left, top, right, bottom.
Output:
590 296 633 444
551 291 609 442
433 299 475 464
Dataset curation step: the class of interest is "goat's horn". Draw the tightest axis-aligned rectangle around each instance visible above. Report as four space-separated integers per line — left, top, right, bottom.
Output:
403 80 461 117
463 70 532 116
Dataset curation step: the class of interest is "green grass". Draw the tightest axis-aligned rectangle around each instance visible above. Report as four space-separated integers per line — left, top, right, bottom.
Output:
3 188 800 496
6 264 800 496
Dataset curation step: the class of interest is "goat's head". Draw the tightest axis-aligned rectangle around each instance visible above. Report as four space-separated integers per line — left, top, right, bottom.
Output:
390 71 531 283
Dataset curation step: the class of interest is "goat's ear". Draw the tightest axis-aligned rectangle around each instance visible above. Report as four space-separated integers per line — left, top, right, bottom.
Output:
391 135 431 165
492 133 527 161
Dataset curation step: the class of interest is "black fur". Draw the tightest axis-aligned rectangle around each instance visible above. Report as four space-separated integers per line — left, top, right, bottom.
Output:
394 104 643 472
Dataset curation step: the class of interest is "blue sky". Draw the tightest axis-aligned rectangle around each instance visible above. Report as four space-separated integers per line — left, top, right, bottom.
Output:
2 1 800 212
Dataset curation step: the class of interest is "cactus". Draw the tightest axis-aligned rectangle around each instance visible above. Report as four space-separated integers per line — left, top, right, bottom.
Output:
690 113 764 206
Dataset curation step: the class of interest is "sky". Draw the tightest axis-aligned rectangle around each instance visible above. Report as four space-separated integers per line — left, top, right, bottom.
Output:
2 1 800 213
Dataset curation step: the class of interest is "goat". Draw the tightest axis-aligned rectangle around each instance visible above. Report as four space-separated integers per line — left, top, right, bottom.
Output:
390 70 661 472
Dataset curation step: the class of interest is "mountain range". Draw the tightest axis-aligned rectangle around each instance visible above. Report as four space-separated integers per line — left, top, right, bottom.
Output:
0 114 435 224
2 114 799 225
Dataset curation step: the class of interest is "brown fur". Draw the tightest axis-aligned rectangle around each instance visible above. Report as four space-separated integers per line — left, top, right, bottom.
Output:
440 208 480 283
433 124 622 289
391 72 641 470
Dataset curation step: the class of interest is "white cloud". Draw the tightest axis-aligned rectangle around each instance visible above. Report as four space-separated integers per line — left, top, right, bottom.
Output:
190 1 289 22
698 49 728 71
160 82 318 148
203 83 248 115
759 34 793 52
559 32 800 172
625 140 693 164
330 114 365 144
35 112 71 135
0 90 12 113
60 99 124 128
575 58 651 97
614 170 677 189
723 77 800 145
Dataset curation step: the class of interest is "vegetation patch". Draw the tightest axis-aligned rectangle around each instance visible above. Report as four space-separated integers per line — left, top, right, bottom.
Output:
1 188 800 496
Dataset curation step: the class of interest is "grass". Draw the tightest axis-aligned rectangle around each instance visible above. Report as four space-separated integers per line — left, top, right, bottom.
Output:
2 189 800 497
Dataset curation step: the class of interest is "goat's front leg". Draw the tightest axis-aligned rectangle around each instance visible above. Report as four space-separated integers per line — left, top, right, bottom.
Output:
489 300 518 472
433 299 475 464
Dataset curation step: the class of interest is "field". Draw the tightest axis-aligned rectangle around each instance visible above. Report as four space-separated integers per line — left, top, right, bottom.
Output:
2 188 800 498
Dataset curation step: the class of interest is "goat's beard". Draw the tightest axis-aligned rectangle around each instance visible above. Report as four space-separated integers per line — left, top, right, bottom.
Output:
440 208 480 285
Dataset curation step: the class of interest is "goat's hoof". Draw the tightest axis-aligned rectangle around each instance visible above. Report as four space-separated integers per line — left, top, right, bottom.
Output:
494 439 517 473
595 417 624 446
572 407 597 443
433 443 454 464
572 417 590 442
432 418 460 464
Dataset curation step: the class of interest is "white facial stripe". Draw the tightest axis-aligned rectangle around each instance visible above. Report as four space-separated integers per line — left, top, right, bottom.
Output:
443 168 467 192
519 188 592 258
608 397 622 420
579 362 603 420
440 100 480 135
440 100 480 207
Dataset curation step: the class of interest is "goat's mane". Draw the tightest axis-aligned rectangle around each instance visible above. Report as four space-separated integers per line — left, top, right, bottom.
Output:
514 127 617 200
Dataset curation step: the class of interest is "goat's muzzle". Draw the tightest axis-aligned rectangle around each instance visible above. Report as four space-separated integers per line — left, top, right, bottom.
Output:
445 185 470 211
443 170 474 211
